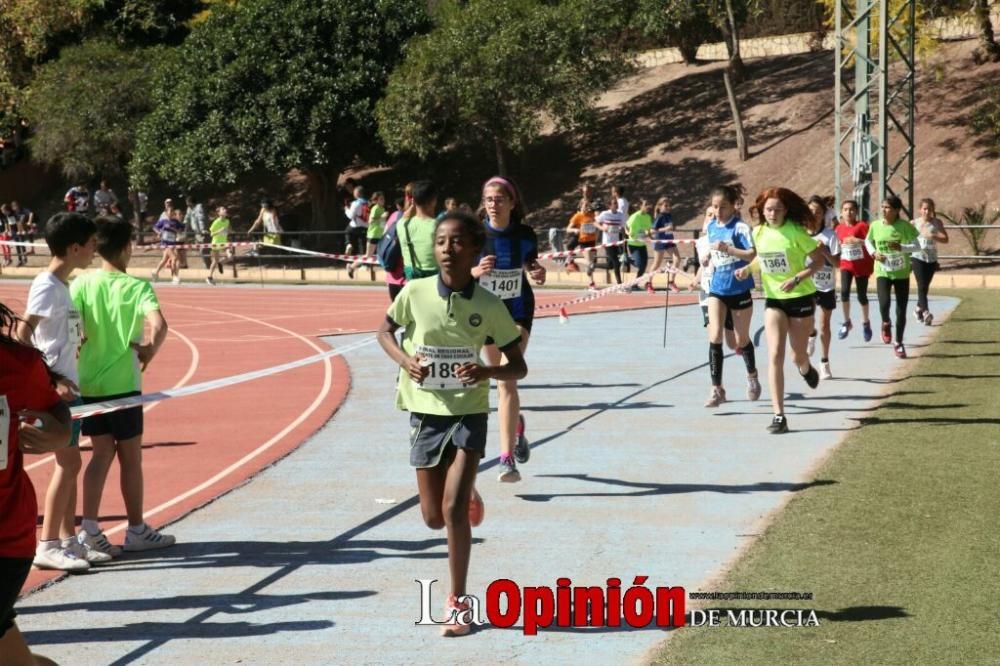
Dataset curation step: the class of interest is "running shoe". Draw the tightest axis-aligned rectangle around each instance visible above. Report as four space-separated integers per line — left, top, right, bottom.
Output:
646 282 655 294
345 243 353 255
669 283 681 294
894 343 907 359
588 282 598 291
880 322 892 344
347 264 355 280
704 386 726 408
205 277 215 286
123 523 176 552
64 538 112 564
862 321 873 342
440 594 473 637
151 270 159 283
468 488 484 528
33 543 90 572
802 364 820 389
807 331 817 357
767 414 789 434
497 455 521 483
514 414 530 464
172 276 181 286
837 320 852 340
923 311 934 326
913 307 925 323
78 530 122 558
821 362 833 380
746 373 762 401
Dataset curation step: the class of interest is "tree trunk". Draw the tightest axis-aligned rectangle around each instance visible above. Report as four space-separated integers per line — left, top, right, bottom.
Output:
493 136 508 176
678 36 701 64
304 166 345 251
975 0 1000 61
723 70 749 161
723 0 746 83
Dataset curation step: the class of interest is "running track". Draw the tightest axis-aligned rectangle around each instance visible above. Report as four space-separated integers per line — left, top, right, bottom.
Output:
0 280 693 594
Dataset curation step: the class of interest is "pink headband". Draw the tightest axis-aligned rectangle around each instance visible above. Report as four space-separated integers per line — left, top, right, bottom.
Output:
483 176 517 202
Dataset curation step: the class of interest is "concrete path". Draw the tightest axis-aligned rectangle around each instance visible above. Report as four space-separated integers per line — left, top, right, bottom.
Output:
17 295 957 665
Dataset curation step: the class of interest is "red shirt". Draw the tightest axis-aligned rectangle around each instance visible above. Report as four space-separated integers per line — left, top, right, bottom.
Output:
1 344 61 559
835 221 875 277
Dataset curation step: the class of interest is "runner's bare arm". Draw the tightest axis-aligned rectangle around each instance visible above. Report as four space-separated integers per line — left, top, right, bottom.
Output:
18 401 72 454
14 313 42 345
456 340 526 384
377 318 427 384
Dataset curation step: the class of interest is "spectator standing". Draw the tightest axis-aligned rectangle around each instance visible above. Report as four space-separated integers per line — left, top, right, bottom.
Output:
64 184 90 214
11 201 35 256
346 186 370 255
93 180 118 215
184 194 210 269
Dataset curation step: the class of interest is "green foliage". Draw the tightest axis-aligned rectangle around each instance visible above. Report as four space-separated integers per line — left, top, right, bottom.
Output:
130 0 428 195
375 0 635 169
95 0 203 46
941 203 1000 256
22 39 162 180
636 0 721 62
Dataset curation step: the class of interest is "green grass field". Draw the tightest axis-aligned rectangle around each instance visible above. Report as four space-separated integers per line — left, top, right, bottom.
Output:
654 289 1000 666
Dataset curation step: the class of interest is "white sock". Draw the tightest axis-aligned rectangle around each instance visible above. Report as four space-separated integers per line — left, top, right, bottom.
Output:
61 537 76 548
37 539 60 552
81 519 100 535
127 523 146 535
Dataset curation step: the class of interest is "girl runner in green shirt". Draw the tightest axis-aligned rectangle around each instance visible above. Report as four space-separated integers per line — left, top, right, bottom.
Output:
737 187 826 434
864 195 920 358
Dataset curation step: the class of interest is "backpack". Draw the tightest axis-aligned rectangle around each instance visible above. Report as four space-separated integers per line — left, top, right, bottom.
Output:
356 199 370 224
376 221 402 271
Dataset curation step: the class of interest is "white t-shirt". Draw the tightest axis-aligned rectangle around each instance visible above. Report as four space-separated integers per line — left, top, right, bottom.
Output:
26 272 82 384
617 197 630 218
597 210 626 245
807 228 841 293
348 198 369 229
696 235 713 306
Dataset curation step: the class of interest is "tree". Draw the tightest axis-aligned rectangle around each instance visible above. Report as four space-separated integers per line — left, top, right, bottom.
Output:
974 0 1000 62
636 0 721 64
130 0 429 236
23 39 162 180
0 0 98 129
376 0 634 175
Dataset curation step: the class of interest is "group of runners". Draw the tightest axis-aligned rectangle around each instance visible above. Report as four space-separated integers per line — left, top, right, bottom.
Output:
699 184 948 433
1 174 952 650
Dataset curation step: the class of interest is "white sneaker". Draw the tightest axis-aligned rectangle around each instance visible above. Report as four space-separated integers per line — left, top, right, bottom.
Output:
807 332 816 357
64 537 113 564
205 277 215 285
821 362 833 380
34 543 90 572
171 276 181 285
78 529 122 558
123 523 176 552
151 270 159 282
746 373 762 401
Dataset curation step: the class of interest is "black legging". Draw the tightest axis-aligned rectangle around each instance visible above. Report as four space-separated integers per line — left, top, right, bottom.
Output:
605 245 622 284
876 276 910 343
911 258 938 312
628 245 648 278
840 270 870 305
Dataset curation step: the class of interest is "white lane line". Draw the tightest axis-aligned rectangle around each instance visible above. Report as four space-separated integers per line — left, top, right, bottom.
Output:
100 301 336 539
24 328 200 473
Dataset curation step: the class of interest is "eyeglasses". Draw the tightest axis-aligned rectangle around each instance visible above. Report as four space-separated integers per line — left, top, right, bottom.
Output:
484 196 508 204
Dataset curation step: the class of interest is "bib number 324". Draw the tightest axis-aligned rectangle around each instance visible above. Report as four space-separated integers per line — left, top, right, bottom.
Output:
416 346 478 391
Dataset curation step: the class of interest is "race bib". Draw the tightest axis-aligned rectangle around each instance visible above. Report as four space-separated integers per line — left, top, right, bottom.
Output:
842 244 864 261
882 252 905 272
711 250 738 267
0 396 9 471
68 310 83 360
759 251 790 274
480 268 523 300
581 223 596 235
416 345 478 391
161 230 177 242
813 268 834 290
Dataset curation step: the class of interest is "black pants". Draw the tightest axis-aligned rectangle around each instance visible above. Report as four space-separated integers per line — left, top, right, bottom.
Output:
911 258 938 312
605 246 622 284
388 282 404 302
876 276 909 343
840 270 870 305
348 227 367 253
628 245 648 278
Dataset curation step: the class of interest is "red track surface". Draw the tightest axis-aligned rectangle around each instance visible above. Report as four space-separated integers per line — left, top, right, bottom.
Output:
0 281 693 593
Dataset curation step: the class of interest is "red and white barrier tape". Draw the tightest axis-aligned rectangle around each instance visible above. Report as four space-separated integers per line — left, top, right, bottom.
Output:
259 242 380 265
0 239 46 249
538 237 697 261
137 241 259 250
536 264 695 314
69 337 376 420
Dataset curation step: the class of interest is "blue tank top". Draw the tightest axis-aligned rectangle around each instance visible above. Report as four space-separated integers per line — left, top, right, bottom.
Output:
481 219 538 322
707 217 755 295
